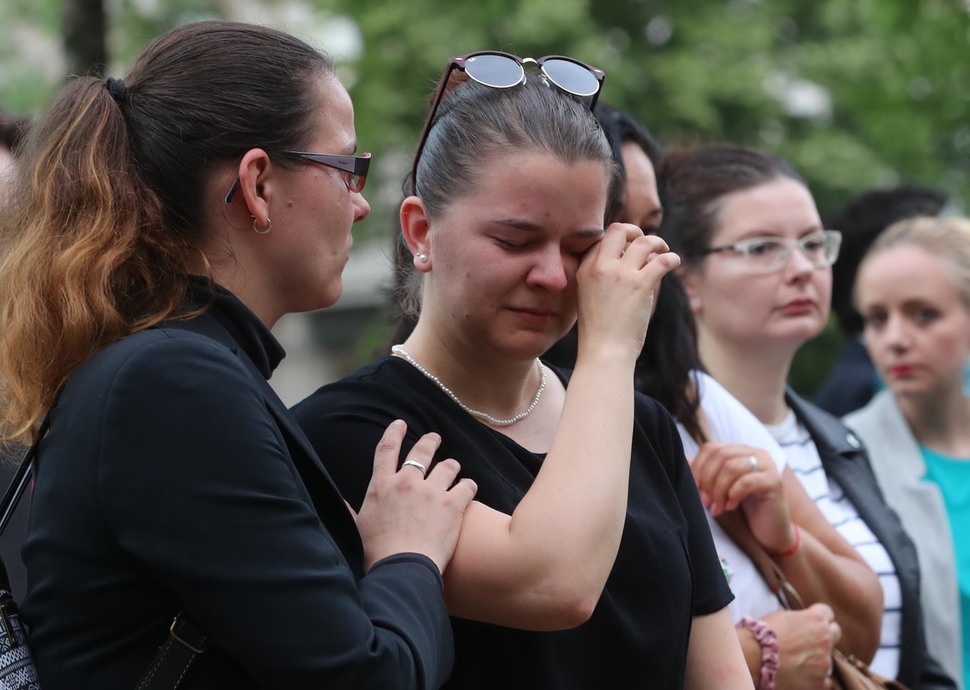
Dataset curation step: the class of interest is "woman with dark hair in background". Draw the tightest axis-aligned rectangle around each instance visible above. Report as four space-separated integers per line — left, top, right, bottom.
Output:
0 21 476 688
663 143 955 689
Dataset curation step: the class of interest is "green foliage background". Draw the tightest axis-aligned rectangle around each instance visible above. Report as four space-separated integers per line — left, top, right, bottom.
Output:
2 0 969 393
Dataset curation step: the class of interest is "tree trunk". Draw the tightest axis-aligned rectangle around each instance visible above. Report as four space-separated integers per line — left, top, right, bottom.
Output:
63 0 106 78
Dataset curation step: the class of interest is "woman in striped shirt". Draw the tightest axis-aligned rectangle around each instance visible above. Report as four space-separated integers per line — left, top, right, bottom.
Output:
660 143 955 689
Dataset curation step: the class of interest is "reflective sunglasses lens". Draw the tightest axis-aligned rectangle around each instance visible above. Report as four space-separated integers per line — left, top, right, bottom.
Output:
464 54 525 88
541 59 600 97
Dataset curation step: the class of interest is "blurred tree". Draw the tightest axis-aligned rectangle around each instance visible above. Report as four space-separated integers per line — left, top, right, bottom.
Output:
64 0 107 77
6 0 967 221
328 0 970 390
332 0 969 219
2 0 968 389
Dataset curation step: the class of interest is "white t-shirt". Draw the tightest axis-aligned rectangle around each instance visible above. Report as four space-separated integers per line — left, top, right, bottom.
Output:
766 409 901 679
677 371 788 623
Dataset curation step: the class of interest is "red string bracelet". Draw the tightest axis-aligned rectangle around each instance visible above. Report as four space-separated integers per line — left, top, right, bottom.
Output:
770 522 800 559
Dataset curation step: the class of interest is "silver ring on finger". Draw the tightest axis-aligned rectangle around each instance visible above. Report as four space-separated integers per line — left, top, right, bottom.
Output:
747 454 759 473
402 460 427 474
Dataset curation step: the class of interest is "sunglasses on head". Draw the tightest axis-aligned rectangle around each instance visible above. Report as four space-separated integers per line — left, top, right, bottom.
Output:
409 51 606 192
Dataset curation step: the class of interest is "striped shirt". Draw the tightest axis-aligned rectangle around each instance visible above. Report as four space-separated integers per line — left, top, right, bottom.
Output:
766 408 901 679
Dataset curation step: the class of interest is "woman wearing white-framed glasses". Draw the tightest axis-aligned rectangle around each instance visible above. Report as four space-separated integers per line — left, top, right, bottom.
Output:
666 143 954 689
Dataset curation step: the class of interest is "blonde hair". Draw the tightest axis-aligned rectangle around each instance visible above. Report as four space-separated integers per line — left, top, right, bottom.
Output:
855 215 970 310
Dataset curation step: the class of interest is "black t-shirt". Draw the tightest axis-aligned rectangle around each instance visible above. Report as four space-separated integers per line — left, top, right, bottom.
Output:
292 356 733 689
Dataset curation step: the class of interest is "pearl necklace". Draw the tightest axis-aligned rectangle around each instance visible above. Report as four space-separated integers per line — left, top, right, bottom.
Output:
391 345 547 427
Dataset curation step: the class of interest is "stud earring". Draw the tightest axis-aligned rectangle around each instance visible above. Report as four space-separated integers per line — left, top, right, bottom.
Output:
416 252 429 263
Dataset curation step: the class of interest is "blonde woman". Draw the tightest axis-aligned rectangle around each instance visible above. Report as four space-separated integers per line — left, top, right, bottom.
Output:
847 215 970 689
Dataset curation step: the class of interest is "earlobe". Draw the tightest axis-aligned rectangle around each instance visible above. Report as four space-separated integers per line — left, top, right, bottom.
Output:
400 196 433 272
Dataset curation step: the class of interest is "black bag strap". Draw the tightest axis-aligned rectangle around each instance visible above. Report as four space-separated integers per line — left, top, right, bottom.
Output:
0 414 207 689
0 413 50 537
137 613 208 690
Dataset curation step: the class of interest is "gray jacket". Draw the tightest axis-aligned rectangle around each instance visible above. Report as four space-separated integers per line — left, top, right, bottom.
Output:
845 390 962 688
787 390 957 689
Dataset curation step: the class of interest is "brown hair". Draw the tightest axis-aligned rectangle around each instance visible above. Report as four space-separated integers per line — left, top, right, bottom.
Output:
0 21 334 443
659 144 804 262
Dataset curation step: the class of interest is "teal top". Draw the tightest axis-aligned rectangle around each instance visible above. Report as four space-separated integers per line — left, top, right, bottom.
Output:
922 445 970 690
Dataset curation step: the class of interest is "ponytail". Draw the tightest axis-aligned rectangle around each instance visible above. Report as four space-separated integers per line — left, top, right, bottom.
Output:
0 77 187 443
0 21 334 444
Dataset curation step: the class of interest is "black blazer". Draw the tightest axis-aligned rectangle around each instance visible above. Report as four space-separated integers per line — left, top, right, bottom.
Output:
21 292 453 689
787 390 955 690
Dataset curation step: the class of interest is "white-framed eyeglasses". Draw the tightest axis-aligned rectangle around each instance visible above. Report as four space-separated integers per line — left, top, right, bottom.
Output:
697 230 842 274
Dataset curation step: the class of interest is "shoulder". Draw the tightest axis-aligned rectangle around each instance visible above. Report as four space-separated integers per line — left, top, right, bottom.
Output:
786 388 858 449
64 326 243 398
57 326 270 451
292 356 421 423
697 371 787 470
630 390 687 478
844 392 921 477
86 324 238 372
843 389 899 431
695 370 754 429
633 389 677 429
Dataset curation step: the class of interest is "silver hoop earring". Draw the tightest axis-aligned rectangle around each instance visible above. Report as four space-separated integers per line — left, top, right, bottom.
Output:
416 252 429 263
253 217 272 235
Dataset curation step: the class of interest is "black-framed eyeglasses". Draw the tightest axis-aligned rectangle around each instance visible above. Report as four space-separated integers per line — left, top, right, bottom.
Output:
410 51 605 192
696 230 843 274
223 150 372 204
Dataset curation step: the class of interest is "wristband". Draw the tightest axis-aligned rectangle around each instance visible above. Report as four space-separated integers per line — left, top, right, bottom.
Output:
738 616 779 690
769 522 800 559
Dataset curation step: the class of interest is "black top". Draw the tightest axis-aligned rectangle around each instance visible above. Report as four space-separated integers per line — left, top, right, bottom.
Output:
21 282 454 689
292 356 733 689
787 390 957 690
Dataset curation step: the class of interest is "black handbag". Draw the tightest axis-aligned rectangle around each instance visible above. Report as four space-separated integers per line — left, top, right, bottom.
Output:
0 416 207 690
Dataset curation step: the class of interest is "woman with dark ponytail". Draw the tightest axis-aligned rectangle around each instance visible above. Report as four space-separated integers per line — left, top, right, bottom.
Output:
0 21 476 689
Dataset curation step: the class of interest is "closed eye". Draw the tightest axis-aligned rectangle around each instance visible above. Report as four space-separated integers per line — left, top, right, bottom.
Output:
493 237 529 251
